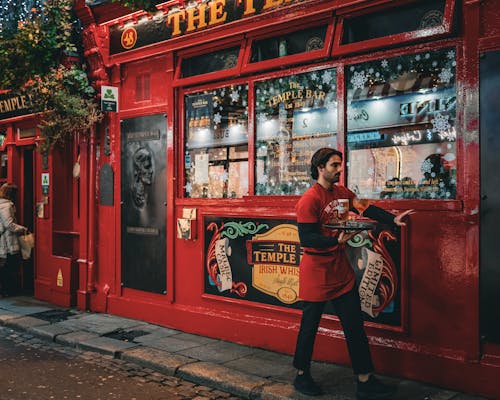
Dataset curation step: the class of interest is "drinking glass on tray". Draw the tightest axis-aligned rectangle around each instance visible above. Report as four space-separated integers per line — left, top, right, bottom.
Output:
353 197 370 218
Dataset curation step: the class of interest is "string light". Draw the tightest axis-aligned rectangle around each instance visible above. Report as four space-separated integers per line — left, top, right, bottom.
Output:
0 0 44 33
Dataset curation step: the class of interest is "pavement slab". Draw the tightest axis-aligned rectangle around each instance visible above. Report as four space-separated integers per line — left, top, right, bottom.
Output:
56 313 140 334
30 323 75 341
178 340 260 363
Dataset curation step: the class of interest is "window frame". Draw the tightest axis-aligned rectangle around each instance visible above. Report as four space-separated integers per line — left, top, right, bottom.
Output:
332 0 456 57
178 76 253 199
173 36 245 88
241 16 335 75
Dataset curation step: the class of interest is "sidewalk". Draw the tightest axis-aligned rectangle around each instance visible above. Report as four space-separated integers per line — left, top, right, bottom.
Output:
0 296 488 400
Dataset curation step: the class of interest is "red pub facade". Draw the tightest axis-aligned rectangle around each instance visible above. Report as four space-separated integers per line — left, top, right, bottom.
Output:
1 0 499 398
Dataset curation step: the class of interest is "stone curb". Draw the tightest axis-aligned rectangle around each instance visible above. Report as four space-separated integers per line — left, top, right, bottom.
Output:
3 315 50 332
177 361 271 399
121 346 198 376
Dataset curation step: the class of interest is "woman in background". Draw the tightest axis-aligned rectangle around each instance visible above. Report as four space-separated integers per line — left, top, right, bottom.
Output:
0 183 28 297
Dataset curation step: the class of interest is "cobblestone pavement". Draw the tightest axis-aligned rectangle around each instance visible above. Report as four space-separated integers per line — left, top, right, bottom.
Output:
0 326 243 400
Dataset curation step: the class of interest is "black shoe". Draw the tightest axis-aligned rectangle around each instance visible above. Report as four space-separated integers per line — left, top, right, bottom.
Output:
357 375 396 400
293 372 323 396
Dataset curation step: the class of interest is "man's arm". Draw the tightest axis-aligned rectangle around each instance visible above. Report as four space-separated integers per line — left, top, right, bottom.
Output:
361 205 395 225
298 222 339 248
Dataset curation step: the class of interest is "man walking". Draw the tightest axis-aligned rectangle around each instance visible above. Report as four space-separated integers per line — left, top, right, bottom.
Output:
293 148 412 399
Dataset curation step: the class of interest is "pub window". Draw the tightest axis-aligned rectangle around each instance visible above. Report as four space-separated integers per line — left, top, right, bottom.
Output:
250 25 328 63
255 68 337 196
342 0 448 45
184 84 248 198
18 127 36 139
180 47 240 78
346 47 457 200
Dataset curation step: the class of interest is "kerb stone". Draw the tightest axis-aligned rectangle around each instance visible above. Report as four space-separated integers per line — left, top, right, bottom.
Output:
121 347 197 376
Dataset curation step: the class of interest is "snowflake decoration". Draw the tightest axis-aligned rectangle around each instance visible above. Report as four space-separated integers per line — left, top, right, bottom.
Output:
242 100 247 107
415 54 421 61
381 59 388 68
230 90 240 103
447 50 455 59
439 182 445 188
368 68 374 74
432 61 438 67
219 106 223 111
397 64 402 70
184 182 192 194
438 68 453 84
213 101 218 108
367 167 374 177
350 66 355 72
421 158 433 174
214 112 222 124
431 113 451 134
430 192 437 199
351 70 368 90
425 53 430 59
256 89 261 94
257 174 268 185
375 72 380 77
426 131 433 141
311 72 318 80
322 70 334 84
220 90 225 97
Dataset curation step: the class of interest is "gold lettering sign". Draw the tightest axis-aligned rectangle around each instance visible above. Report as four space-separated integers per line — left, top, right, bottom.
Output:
0 93 34 119
247 224 301 304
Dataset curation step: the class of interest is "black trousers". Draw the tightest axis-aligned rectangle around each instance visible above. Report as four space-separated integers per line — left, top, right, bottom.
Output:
293 287 374 375
0 253 22 296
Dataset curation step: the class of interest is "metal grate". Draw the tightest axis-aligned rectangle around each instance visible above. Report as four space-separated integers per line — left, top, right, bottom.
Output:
29 309 77 323
103 328 150 342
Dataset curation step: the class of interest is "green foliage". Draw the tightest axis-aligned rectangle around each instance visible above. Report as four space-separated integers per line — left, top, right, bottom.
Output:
110 0 162 12
0 0 102 154
22 66 103 154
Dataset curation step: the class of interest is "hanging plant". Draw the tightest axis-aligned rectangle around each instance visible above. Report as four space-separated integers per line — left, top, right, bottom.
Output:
0 0 102 154
23 65 103 154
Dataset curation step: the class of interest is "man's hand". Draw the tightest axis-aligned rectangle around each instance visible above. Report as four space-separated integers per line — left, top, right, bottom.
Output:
393 209 415 226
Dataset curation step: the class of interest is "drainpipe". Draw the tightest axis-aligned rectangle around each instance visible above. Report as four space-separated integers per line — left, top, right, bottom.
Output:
87 125 97 294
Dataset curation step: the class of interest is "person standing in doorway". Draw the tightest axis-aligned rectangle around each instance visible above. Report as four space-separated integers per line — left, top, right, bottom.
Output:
0 183 28 297
293 148 412 399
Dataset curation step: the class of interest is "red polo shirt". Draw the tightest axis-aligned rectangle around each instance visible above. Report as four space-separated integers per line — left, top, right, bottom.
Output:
295 183 356 302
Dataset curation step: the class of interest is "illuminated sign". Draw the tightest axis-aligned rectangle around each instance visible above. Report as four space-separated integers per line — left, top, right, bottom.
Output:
109 0 308 54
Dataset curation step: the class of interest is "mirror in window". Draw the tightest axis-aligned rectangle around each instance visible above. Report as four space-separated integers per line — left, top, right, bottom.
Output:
251 25 327 63
181 47 240 78
342 0 447 44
